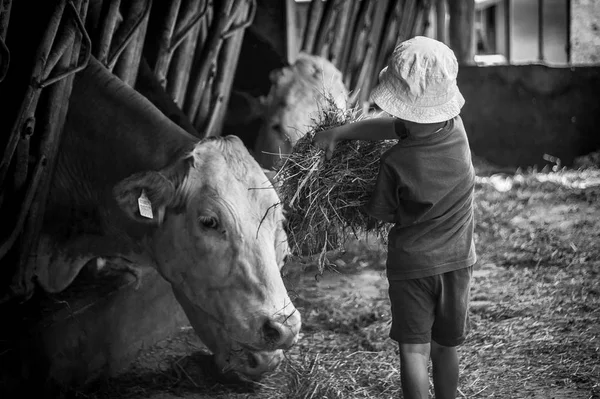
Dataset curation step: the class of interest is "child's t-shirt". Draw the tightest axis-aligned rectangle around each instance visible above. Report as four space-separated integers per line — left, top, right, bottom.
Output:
365 116 477 280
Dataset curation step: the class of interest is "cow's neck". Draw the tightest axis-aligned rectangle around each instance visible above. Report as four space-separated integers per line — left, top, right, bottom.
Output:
62 58 196 182
45 58 196 255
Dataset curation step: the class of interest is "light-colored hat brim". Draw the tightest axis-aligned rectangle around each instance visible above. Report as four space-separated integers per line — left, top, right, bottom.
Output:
370 75 465 124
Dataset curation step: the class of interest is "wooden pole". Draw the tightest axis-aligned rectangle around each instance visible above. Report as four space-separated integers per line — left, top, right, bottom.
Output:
301 0 323 53
0 0 12 82
565 0 570 63
184 0 235 124
344 0 373 89
95 0 121 65
0 0 12 39
313 0 339 56
505 0 511 63
436 0 447 43
11 0 89 299
284 0 297 64
329 0 352 68
153 0 181 85
188 0 254 135
448 0 475 65
369 0 402 101
112 0 152 85
0 0 65 187
538 0 544 62
339 0 363 78
167 0 206 107
417 0 433 36
156 0 208 91
398 0 418 42
184 4 211 130
354 0 389 105
205 0 250 137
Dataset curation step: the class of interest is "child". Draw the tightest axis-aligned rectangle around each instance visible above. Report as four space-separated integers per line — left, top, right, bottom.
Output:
313 36 476 399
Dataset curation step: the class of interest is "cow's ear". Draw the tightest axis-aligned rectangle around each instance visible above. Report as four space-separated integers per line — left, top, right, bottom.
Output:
113 170 176 225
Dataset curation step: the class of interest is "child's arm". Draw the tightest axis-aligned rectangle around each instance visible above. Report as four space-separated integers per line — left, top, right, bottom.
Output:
313 117 398 160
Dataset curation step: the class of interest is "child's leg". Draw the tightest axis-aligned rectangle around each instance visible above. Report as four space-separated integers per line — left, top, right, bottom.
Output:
430 340 459 399
430 266 473 399
388 278 437 398
399 342 431 399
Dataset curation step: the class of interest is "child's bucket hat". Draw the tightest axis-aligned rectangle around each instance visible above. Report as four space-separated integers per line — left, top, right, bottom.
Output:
370 36 465 124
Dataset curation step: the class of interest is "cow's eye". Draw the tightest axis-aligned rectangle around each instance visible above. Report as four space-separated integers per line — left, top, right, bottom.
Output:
198 215 219 229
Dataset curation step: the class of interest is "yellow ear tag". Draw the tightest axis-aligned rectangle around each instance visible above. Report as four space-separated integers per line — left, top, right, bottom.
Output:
137 190 154 219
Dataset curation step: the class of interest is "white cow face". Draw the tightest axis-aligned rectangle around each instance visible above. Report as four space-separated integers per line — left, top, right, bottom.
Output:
113 135 300 379
254 52 348 170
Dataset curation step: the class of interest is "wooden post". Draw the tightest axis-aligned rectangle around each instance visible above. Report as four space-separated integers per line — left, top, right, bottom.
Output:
184 0 235 124
205 0 251 137
95 0 121 65
538 0 544 62
301 0 323 53
284 0 297 64
398 0 418 42
155 0 208 93
339 0 363 78
167 0 206 107
0 0 12 81
187 0 254 135
504 0 511 63
436 0 447 43
0 0 12 39
353 0 389 106
184 4 212 131
370 0 403 102
112 0 152 86
11 0 90 299
154 0 182 86
313 0 338 56
329 0 352 68
344 0 372 89
416 0 433 36
565 0 570 63
448 0 475 65
0 1 65 187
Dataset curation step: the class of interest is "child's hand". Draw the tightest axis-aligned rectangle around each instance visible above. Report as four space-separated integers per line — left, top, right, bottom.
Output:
312 128 339 160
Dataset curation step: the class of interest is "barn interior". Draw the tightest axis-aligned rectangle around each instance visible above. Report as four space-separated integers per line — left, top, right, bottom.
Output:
0 0 598 396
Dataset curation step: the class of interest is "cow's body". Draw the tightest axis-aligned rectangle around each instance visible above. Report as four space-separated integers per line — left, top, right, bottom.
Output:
34 57 300 379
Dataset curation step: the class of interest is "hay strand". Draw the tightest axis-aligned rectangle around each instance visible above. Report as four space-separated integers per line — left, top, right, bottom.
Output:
274 99 395 269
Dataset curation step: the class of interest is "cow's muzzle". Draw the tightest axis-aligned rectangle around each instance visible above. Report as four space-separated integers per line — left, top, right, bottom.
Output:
215 347 285 380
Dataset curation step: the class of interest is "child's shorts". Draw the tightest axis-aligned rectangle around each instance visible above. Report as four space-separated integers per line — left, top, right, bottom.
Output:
388 266 473 347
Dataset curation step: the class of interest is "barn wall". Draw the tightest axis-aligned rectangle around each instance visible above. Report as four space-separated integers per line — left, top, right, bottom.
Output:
458 64 600 168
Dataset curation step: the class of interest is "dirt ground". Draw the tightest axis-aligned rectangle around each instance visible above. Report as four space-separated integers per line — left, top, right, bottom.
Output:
75 166 600 399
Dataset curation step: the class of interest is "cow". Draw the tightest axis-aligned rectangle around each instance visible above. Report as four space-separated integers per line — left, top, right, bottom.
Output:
33 56 301 380
252 52 349 170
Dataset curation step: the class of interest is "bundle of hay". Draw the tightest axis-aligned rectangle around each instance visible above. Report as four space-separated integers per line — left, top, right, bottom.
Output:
274 101 396 268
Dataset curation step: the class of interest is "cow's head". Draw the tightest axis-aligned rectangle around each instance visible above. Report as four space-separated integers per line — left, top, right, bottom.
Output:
113 135 300 379
253 52 348 170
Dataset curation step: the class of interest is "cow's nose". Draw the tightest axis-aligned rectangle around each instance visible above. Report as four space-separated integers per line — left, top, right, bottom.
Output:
262 311 301 349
